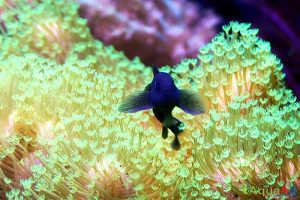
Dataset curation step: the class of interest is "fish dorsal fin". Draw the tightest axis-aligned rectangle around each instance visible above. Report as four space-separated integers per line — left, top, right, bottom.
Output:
152 64 159 76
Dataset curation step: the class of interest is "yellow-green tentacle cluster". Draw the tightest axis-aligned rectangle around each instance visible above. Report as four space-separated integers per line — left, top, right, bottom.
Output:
170 21 288 111
0 0 88 63
157 21 300 199
0 54 156 199
0 0 150 83
0 0 299 199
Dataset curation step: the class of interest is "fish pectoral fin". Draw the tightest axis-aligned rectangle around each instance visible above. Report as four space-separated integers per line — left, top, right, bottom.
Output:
171 136 180 150
162 126 168 139
163 115 177 127
178 89 205 115
118 91 152 113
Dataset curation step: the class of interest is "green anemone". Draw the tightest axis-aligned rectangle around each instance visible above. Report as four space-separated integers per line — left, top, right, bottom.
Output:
0 0 299 199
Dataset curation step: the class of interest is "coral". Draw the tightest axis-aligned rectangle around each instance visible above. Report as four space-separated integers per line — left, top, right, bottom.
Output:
208 0 300 99
0 54 152 199
0 0 151 86
0 0 90 63
78 0 220 66
151 22 300 199
169 21 290 111
182 99 300 199
0 0 299 199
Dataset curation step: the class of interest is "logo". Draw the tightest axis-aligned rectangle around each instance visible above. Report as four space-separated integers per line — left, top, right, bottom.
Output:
240 184 297 198
280 184 297 198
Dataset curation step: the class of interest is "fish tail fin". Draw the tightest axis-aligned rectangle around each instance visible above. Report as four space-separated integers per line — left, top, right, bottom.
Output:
171 136 180 150
162 126 168 139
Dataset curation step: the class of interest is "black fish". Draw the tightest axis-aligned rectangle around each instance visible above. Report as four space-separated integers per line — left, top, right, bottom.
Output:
119 64 205 150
